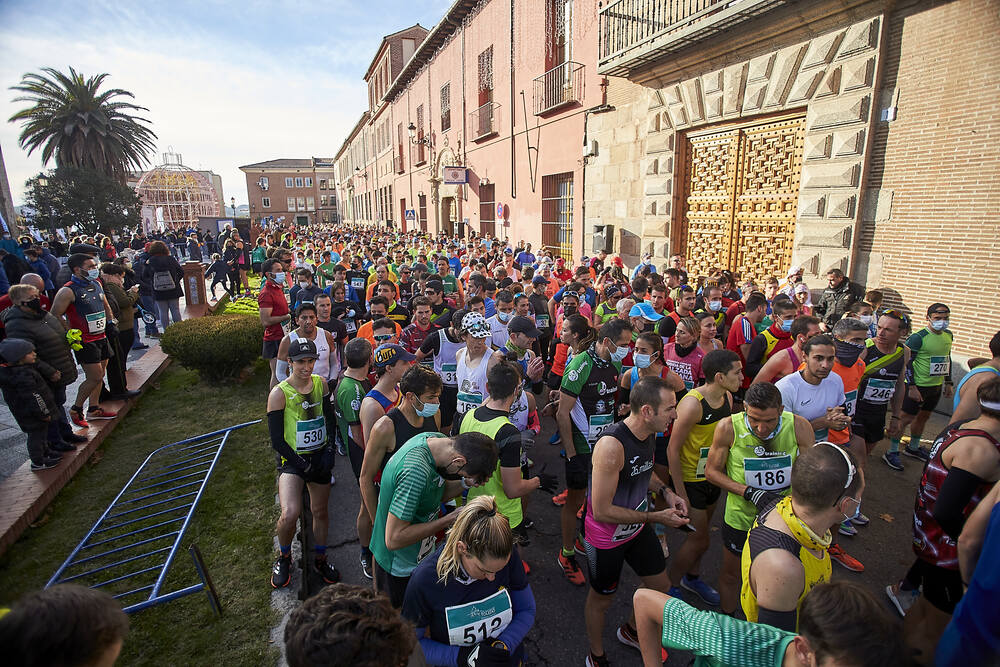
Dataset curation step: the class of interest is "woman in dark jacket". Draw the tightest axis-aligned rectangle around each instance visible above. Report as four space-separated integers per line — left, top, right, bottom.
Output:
186 234 204 263
222 239 241 296
141 240 184 327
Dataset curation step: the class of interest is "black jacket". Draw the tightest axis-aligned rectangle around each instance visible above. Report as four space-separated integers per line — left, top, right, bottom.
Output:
0 363 56 431
814 278 866 328
141 254 185 300
1 306 78 386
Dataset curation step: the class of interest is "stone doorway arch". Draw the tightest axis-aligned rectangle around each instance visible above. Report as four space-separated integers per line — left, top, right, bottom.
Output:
431 145 463 235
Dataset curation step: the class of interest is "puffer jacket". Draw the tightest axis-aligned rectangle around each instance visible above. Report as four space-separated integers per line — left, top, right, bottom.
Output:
1 306 79 386
141 254 185 300
0 363 56 431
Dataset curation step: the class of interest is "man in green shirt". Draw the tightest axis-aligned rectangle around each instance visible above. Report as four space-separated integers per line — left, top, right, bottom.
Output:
633 581 905 667
895 302 954 460
315 251 338 289
370 430 498 608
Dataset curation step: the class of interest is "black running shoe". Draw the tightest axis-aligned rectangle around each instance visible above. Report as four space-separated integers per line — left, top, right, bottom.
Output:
316 559 341 584
360 553 373 580
63 433 89 444
30 457 61 472
271 554 291 588
49 441 77 452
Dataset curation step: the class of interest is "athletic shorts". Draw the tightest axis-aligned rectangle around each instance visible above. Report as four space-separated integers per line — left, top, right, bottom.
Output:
262 339 281 360
374 560 411 609
902 385 943 415
584 524 665 595
440 385 458 428
74 338 112 365
565 452 592 490
722 520 749 556
683 480 721 511
852 408 888 445
276 445 335 485
347 438 365 480
907 557 964 614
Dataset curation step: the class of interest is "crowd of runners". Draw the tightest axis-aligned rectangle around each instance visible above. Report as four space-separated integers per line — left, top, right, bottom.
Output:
0 222 997 667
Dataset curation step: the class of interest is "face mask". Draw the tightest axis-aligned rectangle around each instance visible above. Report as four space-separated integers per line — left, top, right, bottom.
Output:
634 353 654 369
436 462 464 481
497 310 511 323
708 300 722 312
744 412 781 441
858 314 873 325
414 397 440 418
86 268 100 281
610 343 630 363
563 305 577 317
272 272 286 285
930 319 948 331
779 318 792 332
834 339 865 366
24 297 43 313
298 281 309 290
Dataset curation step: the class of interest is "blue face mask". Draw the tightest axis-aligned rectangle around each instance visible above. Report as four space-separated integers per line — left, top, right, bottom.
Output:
86 268 100 281
634 353 654 369
497 310 512 323
610 343 630 363
930 319 948 331
744 412 781 441
779 318 792 332
415 397 440 418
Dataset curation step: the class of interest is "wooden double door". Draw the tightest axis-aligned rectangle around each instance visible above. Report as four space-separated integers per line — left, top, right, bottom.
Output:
677 113 805 282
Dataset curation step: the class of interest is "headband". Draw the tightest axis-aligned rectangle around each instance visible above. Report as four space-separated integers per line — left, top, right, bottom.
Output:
818 441 855 490
980 399 1000 411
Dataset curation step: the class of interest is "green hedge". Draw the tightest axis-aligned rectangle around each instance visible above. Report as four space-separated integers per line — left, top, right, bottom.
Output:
160 314 263 383
222 295 260 316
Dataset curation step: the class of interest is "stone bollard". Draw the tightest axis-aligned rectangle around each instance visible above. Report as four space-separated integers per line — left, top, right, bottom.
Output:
182 261 208 317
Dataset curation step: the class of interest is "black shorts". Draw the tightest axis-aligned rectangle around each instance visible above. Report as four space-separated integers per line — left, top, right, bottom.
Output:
74 338 112 365
908 558 964 614
565 452 592 490
683 480 721 511
653 436 669 467
374 560 410 609
902 385 943 415
722 521 749 556
276 446 335 485
440 385 458 428
262 339 281 360
852 407 888 445
584 524 665 594
347 438 365 481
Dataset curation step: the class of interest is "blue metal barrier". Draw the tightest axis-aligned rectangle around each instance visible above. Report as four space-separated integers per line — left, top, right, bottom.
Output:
46 420 260 614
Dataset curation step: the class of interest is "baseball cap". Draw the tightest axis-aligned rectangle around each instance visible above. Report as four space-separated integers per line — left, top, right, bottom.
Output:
412 262 428 273
0 338 34 363
508 315 542 339
604 284 622 298
531 275 548 286
373 343 416 368
504 248 513 255
424 280 444 293
787 265 803 277
580 256 590 265
461 312 492 338
70 243 101 255
629 302 665 321
288 338 319 361
613 256 624 268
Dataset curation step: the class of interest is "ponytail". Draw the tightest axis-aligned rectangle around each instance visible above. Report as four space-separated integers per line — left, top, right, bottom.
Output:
436 495 513 583
564 314 595 352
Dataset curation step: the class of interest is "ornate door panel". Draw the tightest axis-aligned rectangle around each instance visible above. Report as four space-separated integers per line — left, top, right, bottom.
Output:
732 117 804 281
680 130 740 281
678 114 804 282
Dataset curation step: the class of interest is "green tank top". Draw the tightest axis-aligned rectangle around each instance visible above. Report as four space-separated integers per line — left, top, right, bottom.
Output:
461 411 523 528
723 410 799 530
278 375 327 456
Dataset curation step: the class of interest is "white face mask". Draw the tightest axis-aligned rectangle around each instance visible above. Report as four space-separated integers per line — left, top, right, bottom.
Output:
634 353 653 369
708 300 722 312
859 314 873 325
298 281 309 290
610 343 630 363
497 310 512 323
930 319 948 331
272 272 286 285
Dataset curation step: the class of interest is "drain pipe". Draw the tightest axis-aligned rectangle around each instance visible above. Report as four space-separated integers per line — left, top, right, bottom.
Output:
581 77 615 257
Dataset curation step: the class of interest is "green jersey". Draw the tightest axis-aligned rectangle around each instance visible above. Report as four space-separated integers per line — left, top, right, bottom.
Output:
660 597 795 667
316 261 338 288
334 375 369 460
906 327 954 387
370 432 448 577
560 345 621 455
723 410 799 530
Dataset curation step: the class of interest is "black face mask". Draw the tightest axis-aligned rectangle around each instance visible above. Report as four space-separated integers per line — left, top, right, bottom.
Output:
835 339 865 366
24 297 43 313
436 463 464 481
563 305 578 317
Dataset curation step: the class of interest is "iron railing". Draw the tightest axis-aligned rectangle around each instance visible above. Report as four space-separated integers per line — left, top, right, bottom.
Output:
470 102 501 140
533 61 585 115
599 0 724 63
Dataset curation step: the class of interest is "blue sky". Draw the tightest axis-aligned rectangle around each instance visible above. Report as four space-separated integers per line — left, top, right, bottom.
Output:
0 0 451 205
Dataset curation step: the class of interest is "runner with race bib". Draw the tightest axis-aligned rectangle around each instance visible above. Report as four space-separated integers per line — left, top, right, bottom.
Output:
417 309 468 433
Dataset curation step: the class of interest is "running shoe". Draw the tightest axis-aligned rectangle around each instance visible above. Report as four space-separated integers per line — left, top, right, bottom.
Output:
87 407 118 420
885 582 919 618
680 575 721 606
882 451 904 471
552 489 568 506
667 585 683 600
69 408 89 428
315 559 341 584
828 544 864 572
576 504 584 519
63 433 89 444
851 512 870 527
336 442 347 456
574 536 586 555
48 440 77 452
549 432 561 446
903 446 930 462
271 554 292 588
360 552 373 580
30 456 62 471
585 653 610 667
617 624 668 662
838 520 858 537
557 552 585 586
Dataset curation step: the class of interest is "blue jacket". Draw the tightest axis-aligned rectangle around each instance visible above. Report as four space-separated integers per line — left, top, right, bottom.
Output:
27 259 54 289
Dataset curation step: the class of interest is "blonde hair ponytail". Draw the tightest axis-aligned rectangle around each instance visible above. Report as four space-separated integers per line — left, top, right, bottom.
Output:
436 495 513 583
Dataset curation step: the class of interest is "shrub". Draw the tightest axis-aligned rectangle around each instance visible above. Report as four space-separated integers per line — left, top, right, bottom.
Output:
160 314 263 383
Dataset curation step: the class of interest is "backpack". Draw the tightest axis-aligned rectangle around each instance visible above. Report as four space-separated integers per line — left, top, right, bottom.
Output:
153 270 176 291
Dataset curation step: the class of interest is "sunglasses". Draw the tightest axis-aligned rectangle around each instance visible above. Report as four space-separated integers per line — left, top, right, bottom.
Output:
374 334 393 341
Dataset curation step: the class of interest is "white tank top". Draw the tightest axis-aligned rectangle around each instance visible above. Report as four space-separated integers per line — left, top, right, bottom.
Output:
432 329 465 387
509 389 529 431
290 330 332 380
456 347 491 415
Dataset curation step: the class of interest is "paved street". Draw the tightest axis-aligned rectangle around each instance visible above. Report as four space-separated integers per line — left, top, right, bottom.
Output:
316 403 950 666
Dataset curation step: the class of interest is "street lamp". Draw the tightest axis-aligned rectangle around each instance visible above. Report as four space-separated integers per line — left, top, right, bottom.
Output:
407 122 431 147
230 197 236 217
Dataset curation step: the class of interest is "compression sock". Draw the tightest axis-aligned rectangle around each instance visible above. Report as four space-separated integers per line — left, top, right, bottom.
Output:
888 438 901 454
314 545 327 562
908 430 923 448
279 543 291 557
562 547 575 558
361 545 372 558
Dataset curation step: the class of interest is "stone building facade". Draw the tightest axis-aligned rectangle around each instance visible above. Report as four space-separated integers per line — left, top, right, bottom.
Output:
586 0 999 357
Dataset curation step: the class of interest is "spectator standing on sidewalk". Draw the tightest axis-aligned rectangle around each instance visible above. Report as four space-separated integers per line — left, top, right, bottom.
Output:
141 241 184 328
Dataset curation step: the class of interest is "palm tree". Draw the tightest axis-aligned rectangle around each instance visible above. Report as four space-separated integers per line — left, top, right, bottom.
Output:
9 66 157 183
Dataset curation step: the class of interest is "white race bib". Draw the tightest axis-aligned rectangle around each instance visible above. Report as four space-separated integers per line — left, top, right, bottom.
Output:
445 588 513 646
588 414 613 443
929 356 951 377
344 319 357 334
612 498 647 542
695 447 710 480
295 417 326 452
351 277 366 290
743 455 792 491
862 378 894 404
417 535 436 563
457 391 483 415
844 389 858 418
535 314 550 329
84 310 107 334
441 363 458 386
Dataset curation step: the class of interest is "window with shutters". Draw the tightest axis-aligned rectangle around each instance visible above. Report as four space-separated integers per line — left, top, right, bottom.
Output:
542 173 574 261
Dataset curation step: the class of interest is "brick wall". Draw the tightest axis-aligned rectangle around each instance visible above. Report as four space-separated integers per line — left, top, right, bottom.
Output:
858 0 1000 356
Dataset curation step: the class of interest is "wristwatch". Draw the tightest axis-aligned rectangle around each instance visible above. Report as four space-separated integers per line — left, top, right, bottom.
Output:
489 640 509 652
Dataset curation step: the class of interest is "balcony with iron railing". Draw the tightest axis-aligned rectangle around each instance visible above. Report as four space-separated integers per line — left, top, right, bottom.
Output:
533 61 585 115
470 102 501 141
598 0 788 78
394 153 404 174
